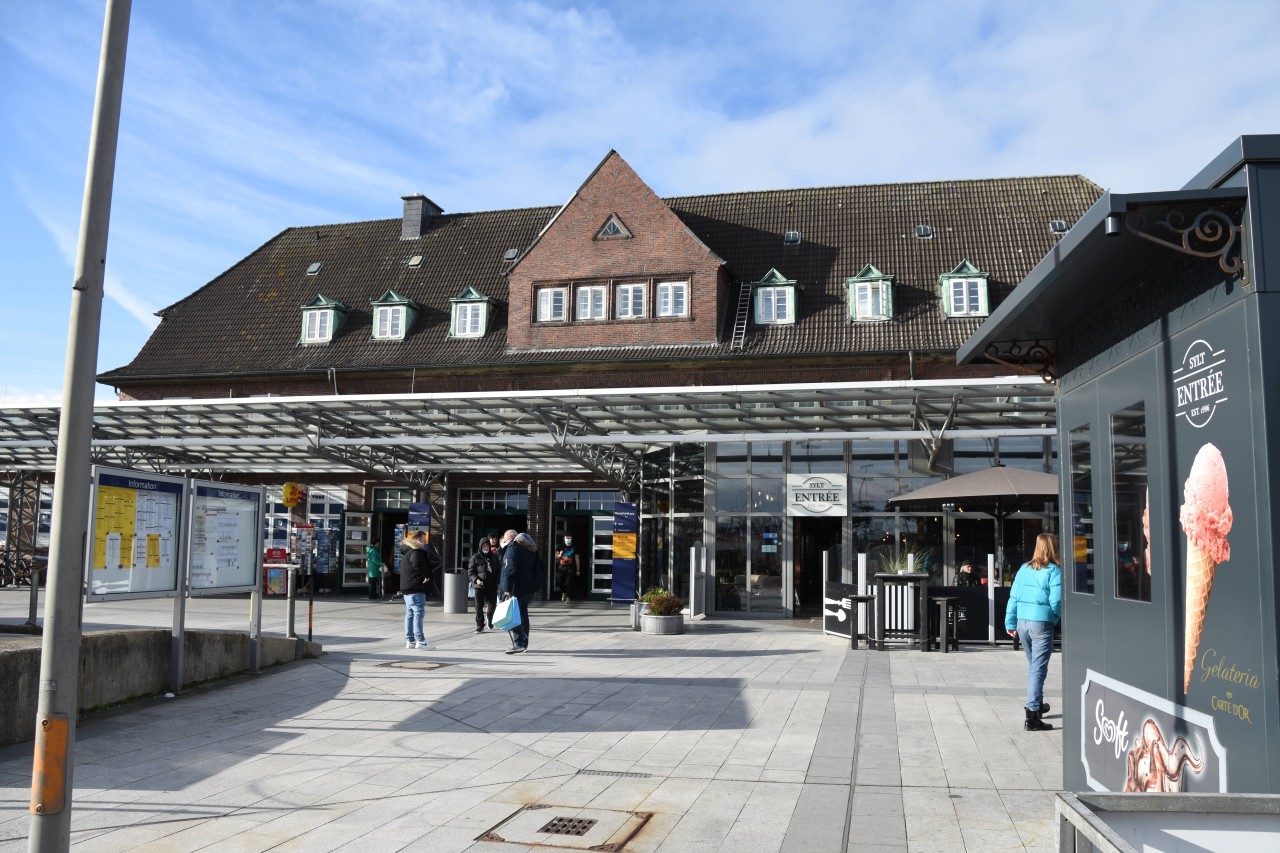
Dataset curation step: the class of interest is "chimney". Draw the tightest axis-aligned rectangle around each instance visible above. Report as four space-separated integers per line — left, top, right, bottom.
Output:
401 193 442 240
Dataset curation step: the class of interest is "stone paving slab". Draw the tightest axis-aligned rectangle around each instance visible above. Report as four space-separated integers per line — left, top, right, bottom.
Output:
1 589 1061 852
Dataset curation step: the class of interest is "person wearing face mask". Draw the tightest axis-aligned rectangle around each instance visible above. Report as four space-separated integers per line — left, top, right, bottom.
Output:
555 534 581 603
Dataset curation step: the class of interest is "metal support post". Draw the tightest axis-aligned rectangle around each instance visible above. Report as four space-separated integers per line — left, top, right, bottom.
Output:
29 2 131 849
286 566 297 639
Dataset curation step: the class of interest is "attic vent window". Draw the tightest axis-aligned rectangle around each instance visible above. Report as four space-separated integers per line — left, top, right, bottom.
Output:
1048 220 1069 234
783 231 802 245
502 248 519 262
407 255 423 268
595 214 632 241
914 225 934 239
306 262 323 275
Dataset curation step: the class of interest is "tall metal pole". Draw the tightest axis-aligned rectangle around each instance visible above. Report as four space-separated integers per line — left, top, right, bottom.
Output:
28 2 131 850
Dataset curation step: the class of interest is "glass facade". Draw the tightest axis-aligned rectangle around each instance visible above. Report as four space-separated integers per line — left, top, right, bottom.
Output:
638 435 1056 616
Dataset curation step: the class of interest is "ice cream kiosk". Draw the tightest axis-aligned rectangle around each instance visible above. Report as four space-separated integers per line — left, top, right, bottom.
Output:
959 136 1280 793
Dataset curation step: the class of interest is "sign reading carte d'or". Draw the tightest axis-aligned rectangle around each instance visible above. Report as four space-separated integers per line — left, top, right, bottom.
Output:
786 474 848 517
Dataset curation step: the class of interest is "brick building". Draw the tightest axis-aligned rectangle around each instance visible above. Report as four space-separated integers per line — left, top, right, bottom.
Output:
7 152 1102 614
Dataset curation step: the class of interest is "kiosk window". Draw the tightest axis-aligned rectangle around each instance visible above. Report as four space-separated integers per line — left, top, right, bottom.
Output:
1111 403 1150 601
1069 425 1094 594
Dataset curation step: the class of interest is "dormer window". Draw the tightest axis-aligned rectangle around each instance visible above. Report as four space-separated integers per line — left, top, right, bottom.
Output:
299 294 349 344
752 269 796 325
940 260 990 318
656 281 688 317
595 214 632 241
846 265 894 322
616 282 646 319
371 289 420 340
450 286 492 338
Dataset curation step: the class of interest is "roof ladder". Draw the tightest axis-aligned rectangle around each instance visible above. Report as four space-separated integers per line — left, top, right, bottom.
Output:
729 282 752 349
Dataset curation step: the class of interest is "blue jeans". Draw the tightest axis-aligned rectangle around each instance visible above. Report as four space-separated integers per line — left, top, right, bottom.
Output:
509 594 533 649
404 592 426 642
1018 619 1054 711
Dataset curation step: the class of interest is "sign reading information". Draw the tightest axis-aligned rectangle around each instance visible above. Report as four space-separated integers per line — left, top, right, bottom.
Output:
87 467 187 600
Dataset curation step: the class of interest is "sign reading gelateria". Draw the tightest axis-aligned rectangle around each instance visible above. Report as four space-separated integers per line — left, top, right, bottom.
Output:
786 474 848 517
1082 670 1227 793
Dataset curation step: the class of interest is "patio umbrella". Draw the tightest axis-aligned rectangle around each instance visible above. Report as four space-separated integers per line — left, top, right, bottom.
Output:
887 464 1060 573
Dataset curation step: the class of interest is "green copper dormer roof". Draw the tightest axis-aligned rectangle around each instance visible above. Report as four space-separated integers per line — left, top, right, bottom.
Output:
939 259 987 281
849 264 892 282
301 293 350 311
372 289 421 309
753 268 796 286
450 286 491 303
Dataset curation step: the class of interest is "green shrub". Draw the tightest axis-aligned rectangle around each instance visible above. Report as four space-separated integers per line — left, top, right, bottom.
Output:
640 586 669 603
645 592 684 616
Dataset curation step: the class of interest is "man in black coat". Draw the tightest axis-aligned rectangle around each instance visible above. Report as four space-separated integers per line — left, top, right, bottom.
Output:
498 530 541 653
467 538 500 632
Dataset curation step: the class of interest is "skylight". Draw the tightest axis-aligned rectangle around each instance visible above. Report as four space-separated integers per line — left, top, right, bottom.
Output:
1048 220 1069 234
914 225 934 239
784 231 802 245
503 248 519 261
407 255 423 267
305 262 323 275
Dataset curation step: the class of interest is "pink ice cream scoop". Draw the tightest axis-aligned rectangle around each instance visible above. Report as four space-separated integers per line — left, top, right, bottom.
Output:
1179 443 1232 564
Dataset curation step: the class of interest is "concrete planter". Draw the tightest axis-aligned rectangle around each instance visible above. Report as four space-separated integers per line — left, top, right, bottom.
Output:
631 601 649 630
640 613 684 635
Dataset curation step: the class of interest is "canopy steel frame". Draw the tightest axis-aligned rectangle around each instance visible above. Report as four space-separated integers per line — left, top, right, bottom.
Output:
0 378 1056 481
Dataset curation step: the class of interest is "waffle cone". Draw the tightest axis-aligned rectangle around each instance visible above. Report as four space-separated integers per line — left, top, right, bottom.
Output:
1183 544 1217 694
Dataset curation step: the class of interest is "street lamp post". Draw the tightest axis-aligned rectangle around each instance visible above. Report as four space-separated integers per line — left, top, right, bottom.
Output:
28 2 131 851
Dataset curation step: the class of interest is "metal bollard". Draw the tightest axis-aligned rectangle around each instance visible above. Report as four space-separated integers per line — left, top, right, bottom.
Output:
286 566 297 639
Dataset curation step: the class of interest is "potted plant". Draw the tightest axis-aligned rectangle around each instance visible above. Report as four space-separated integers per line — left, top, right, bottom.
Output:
640 591 684 635
632 586 667 630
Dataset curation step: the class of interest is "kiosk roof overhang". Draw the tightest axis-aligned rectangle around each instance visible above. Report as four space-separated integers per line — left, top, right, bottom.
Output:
0 378 1055 485
957 186 1248 370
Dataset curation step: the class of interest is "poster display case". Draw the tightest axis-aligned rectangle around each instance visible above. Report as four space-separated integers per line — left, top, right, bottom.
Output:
86 467 187 601
343 511 372 588
188 481 264 596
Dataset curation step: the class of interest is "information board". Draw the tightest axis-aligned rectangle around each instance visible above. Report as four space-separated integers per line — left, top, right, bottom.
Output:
87 467 187 600
188 481 264 595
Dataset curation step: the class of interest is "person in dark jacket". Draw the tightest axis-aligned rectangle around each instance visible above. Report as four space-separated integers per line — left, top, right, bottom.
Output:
468 537 500 632
400 530 435 650
498 529 542 654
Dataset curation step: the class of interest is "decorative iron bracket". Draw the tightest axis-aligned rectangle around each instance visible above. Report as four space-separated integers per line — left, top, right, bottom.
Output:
1123 201 1246 277
982 340 1058 384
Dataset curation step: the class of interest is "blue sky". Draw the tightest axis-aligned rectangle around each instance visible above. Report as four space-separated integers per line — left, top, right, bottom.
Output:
3 0 1279 406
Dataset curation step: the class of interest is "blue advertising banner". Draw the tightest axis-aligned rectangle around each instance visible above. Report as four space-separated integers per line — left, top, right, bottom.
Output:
611 502 638 601
408 502 431 526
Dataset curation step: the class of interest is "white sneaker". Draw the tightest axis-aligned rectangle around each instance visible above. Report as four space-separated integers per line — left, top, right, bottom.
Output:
415 641 436 650
405 640 414 649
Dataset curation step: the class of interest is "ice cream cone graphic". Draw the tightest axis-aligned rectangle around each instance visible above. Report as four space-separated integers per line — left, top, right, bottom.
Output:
1179 443 1232 695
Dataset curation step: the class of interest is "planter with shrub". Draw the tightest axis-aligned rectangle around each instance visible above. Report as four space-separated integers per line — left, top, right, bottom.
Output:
640 591 685 635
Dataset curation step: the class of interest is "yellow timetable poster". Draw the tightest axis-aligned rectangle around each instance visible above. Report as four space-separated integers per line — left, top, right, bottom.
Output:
91 473 181 572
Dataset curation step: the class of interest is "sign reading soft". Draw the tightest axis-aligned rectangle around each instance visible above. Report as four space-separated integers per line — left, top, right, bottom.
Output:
786 474 847 517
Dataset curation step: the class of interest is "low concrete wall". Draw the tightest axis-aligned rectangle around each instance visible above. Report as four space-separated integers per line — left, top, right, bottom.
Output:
0 630 321 747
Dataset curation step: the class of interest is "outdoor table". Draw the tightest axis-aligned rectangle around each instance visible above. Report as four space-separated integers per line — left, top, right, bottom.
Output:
873 572 929 650
929 595 959 653
847 594 876 650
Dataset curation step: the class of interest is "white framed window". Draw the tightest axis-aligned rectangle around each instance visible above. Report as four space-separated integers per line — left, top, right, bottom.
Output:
452 303 484 337
303 308 334 342
854 281 892 321
945 278 988 317
656 281 688 317
756 286 793 324
616 282 646 318
374 305 406 339
537 287 567 322
576 285 607 320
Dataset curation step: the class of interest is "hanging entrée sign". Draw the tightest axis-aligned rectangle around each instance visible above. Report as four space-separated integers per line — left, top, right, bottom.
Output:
786 474 848 517
86 467 188 601
188 481 265 595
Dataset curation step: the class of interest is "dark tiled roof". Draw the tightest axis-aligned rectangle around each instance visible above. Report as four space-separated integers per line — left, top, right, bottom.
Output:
101 175 1101 382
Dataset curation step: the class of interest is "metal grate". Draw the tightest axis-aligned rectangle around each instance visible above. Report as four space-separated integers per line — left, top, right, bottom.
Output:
539 817 598 837
576 769 651 778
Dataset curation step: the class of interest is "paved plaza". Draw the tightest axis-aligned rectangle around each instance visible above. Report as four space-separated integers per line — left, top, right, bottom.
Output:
0 589 1063 852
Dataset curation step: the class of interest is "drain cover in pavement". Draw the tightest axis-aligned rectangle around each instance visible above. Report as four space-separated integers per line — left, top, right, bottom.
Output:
376 661 451 670
477 804 652 851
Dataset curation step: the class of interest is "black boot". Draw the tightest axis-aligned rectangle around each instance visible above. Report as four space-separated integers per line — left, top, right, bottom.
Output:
1025 707 1053 731
1039 701 1050 714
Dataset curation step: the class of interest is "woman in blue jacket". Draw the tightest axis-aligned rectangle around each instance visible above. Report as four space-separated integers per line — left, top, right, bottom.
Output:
1004 533 1063 731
